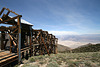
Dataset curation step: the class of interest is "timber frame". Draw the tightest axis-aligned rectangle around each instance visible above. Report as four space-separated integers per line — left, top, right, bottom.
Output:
0 7 58 65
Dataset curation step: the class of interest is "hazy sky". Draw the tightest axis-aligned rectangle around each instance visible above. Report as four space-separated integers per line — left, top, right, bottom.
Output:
0 0 100 35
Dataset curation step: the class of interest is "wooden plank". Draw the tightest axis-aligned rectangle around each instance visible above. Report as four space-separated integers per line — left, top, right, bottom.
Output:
0 53 10 57
0 51 8 54
0 53 8 57
0 50 5 52
0 53 15 60
0 55 18 63
0 58 18 67
0 51 10 57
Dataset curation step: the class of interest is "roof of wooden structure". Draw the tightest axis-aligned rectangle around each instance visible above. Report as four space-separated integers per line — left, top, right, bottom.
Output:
20 19 33 26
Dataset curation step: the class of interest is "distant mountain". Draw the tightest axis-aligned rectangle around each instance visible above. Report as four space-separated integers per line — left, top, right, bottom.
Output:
72 43 100 53
57 44 71 52
57 34 100 48
58 34 100 43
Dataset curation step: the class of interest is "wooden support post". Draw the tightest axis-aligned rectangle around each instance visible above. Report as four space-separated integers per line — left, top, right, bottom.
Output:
29 26 32 56
55 38 58 54
10 38 12 53
39 32 43 55
50 35 53 53
54 36 56 54
17 17 21 64
1 31 5 50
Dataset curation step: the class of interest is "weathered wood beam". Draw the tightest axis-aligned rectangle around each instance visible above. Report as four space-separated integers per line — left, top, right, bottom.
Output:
1 31 5 50
41 35 50 56
33 29 42 31
12 28 18 33
10 38 12 53
0 8 5 16
0 15 22 24
0 18 3 21
4 11 10 19
29 27 32 56
9 34 17 46
17 17 21 64
3 7 19 15
34 32 41 41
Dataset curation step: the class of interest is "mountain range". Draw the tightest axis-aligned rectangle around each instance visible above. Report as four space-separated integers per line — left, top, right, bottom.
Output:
57 34 100 48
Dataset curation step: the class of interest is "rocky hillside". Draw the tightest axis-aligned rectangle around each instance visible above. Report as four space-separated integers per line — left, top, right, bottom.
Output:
72 43 100 53
57 44 71 52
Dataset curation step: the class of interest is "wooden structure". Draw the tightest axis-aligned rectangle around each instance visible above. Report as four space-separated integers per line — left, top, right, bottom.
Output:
0 7 58 66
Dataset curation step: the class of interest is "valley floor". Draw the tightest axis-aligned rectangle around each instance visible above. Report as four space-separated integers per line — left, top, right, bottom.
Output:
15 52 100 67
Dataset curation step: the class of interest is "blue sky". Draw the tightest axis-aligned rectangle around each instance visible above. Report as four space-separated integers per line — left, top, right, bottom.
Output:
0 0 100 35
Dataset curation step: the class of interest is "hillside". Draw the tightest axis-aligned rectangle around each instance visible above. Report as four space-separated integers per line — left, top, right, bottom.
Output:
57 44 71 52
72 43 100 53
16 52 100 67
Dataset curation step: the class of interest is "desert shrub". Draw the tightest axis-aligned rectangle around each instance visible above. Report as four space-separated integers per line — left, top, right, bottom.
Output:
97 63 100 66
46 61 59 67
39 61 44 65
29 57 35 62
17 52 100 67
48 57 56 62
92 53 100 58
39 60 47 65
33 55 46 61
14 65 19 67
69 61 80 67
38 56 44 59
48 59 53 62
49 58 56 63
61 57 66 62
56 60 62 65
36 56 46 61
22 64 32 67
68 64 77 67
84 62 91 67
91 53 100 62
22 64 39 67
83 61 98 67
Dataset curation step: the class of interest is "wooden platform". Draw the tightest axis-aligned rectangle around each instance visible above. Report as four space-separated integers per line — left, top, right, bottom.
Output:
0 50 18 67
